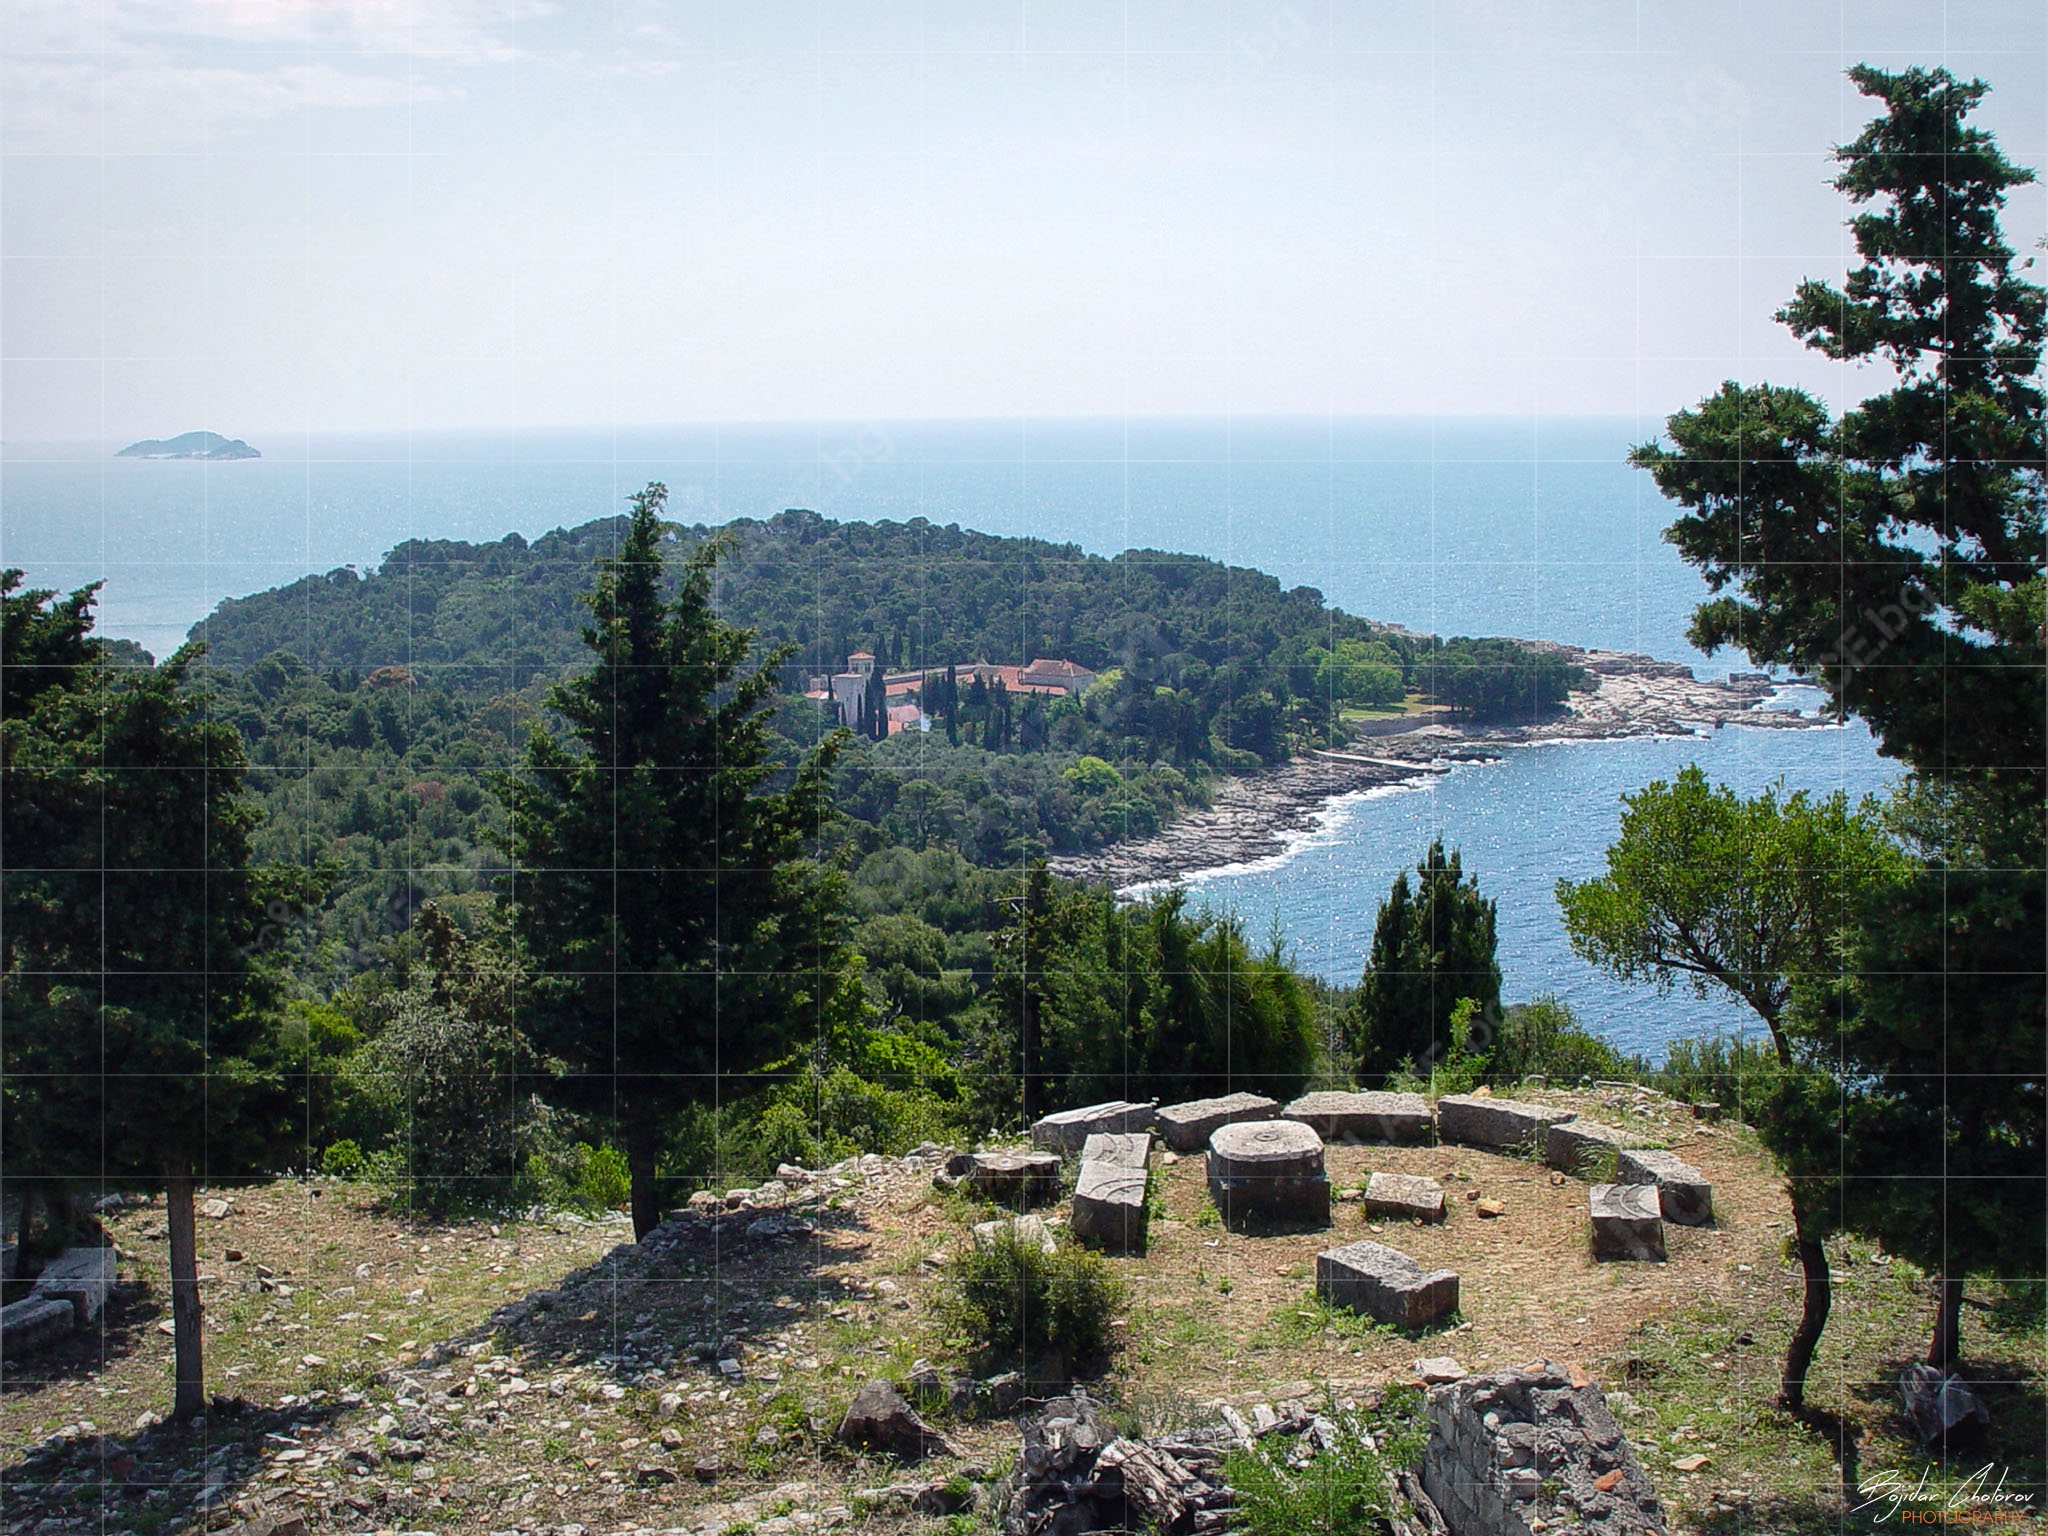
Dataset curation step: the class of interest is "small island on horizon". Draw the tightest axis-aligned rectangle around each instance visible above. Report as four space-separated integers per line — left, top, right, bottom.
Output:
115 430 260 461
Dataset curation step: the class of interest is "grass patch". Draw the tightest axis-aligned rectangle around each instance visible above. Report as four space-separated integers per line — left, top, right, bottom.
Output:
1260 1291 1406 1346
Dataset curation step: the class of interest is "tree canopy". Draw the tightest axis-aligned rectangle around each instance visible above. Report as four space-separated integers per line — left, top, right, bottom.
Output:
494 486 848 1239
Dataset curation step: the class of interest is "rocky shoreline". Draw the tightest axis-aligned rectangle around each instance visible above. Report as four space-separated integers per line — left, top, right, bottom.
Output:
1049 647 1828 890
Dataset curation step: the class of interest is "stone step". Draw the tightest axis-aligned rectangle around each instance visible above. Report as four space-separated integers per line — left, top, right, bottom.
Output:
1615 1149 1713 1226
1283 1090 1432 1144
1543 1119 1649 1175
1070 1162 1148 1255
1079 1131 1152 1170
0 1296 77 1358
1030 1100 1157 1153
1589 1183 1666 1261
1437 1094 1575 1150
1316 1241 1460 1328
31 1247 116 1326
1154 1093 1279 1153
1362 1171 1447 1224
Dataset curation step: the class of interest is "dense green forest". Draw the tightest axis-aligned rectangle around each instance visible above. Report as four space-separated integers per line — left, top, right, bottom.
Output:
186 508 1583 967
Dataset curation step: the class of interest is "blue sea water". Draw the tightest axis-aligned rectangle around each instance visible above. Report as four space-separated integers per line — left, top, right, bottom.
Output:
0 416 1898 1055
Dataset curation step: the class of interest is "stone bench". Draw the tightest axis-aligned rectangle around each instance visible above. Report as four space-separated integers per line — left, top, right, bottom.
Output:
1079 1131 1152 1171
1031 1100 1157 1153
1437 1094 1575 1151
1543 1119 1648 1175
1616 1149 1713 1225
1282 1090 1432 1144
1154 1092 1279 1153
0 1296 76 1359
1070 1162 1149 1255
1207 1121 1330 1225
31 1247 116 1327
1589 1183 1666 1261
1316 1241 1460 1328
1363 1171 1447 1224
964 1152 1062 1208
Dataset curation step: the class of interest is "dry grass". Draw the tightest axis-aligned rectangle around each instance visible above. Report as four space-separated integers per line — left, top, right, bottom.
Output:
0 1088 2037 1535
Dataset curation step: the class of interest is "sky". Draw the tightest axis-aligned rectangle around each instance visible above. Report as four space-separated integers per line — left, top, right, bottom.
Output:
2 0 2044 443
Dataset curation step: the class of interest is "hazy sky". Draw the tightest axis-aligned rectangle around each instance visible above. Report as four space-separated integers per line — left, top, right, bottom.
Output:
3 0 2043 441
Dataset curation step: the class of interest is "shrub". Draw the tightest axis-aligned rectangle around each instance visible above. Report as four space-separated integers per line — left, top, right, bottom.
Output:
320 1139 368 1179
1222 1389 1426 1536
940 1230 1129 1370
1647 1032 1784 1123
522 1138 631 1214
1491 995 1631 1085
751 1065 962 1172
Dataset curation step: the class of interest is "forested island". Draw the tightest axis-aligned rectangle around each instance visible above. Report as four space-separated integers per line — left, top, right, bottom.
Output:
114 430 261 461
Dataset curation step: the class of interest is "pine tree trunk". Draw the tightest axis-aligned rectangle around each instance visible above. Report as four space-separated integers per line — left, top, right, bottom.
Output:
1781 1214 1833 1411
627 1142 660 1243
1928 1276 1966 1368
163 1166 206 1421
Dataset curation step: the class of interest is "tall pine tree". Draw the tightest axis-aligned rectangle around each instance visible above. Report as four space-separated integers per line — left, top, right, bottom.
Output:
1352 840 1501 1076
497 485 847 1238
1633 65 2045 1373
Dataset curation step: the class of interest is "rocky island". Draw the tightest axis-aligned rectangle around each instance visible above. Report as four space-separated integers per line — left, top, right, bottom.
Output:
115 430 260 460
1050 645 1827 889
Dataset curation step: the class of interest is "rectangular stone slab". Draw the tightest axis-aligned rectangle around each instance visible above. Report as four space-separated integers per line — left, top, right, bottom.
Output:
972 1214 1057 1254
1543 1118 1648 1175
1363 1171 1447 1223
1154 1093 1279 1153
1589 1183 1667 1261
31 1247 116 1326
1283 1090 1433 1143
1437 1094 1575 1150
1615 1149 1714 1225
1070 1161 1149 1255
1030 1099 1156 1152
1316 1241 1460 1328
1079 1131 1152 1170
0 1296 76 1358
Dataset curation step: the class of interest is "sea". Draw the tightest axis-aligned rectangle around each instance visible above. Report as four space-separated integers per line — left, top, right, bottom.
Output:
0 417 1897 1057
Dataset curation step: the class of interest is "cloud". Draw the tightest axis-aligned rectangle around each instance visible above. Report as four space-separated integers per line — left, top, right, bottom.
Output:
0 0 541 151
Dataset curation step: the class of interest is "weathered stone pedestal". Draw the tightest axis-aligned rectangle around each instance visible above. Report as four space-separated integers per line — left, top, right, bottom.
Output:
1283 1090 1433 1143
1155 1092 1279 1152
1316 1240 1460 1328
1206 1120 1330 1225
1589 1183 1666 1261
1615 1149 1714 1225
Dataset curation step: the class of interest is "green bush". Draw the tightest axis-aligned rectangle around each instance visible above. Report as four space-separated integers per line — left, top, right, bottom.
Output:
752 1065 962 1172
320 1139 368 1179
1491 995 1632 1085
940 1230 1129 1370
522 1138 631 1214
1647 1032 1784 1123
1222 1389 1426 1536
